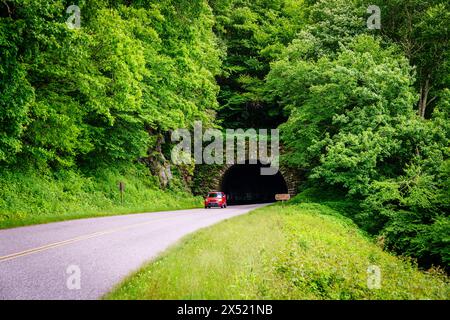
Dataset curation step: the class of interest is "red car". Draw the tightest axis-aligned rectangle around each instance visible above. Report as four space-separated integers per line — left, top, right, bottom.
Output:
204 191 227 209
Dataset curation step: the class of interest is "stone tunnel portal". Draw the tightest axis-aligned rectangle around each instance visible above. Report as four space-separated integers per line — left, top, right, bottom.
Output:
220 163 288 205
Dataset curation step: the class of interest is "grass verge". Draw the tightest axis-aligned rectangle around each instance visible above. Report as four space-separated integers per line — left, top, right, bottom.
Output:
106 203 449 300
0 166 202 229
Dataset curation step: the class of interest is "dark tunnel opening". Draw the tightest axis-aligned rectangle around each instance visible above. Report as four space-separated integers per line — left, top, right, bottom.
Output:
220 163 288 205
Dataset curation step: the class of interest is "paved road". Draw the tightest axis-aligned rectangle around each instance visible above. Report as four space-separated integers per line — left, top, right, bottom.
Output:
0 204 268 300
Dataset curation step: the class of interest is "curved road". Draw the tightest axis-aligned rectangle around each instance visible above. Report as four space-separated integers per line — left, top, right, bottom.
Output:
0 204 268 300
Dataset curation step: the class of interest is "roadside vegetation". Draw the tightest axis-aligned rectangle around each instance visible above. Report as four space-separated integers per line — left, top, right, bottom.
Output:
0 164 202 229
0 0 215 229
106 201 449 300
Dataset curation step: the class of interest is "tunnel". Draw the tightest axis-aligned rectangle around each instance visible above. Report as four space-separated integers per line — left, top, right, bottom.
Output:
220 162 288 205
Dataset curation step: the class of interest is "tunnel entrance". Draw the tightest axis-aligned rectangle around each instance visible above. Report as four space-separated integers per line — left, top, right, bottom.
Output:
220 163 288 205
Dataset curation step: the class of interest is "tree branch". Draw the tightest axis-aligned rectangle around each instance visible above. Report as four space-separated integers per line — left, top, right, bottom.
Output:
2 1 11 17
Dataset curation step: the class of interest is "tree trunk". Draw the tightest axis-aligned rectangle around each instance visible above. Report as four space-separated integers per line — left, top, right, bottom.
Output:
418 75 430 118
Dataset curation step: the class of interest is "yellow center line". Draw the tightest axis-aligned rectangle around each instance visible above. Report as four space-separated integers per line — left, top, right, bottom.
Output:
0 211 200 263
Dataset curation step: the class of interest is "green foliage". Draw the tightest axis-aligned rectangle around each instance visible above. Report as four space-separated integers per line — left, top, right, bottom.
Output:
376 0 450 116
0 0 217 227
290 187 362 220
212 0 305 128
301 0 368 56
0 0 221 169
269 34 416 174
267 0 449 269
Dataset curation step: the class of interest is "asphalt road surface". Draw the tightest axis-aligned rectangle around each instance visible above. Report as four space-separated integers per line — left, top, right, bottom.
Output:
0 204 268 300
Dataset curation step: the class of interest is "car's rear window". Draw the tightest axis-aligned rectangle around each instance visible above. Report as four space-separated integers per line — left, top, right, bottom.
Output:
208 193 222 198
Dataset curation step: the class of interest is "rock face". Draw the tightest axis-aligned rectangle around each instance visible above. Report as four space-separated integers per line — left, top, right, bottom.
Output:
145 152 173 188
141 133 174 188
157 162 173 187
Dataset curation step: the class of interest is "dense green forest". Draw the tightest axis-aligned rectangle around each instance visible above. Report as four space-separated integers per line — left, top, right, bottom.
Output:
0 0 449 270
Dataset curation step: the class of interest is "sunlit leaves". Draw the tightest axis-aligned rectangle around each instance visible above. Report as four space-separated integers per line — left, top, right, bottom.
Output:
0 0 221 168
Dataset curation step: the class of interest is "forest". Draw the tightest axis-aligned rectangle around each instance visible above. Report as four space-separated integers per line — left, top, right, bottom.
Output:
0 0 449 271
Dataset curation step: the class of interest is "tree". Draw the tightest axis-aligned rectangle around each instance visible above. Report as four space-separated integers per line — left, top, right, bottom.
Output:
266 0 449 268
268 35 417 184
0 0 221 169
211 0 305 129
377 0 450 118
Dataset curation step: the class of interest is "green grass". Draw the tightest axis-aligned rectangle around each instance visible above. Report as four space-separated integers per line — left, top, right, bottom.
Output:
106 203 449 300
0 165 202 229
